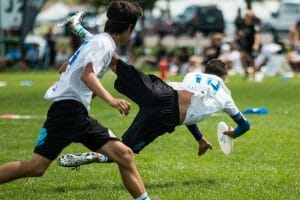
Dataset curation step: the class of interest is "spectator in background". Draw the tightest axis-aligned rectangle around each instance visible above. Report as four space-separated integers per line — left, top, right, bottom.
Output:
234 8 243 35
24 43 39 69
159 54 168 80
44 27 57 67
177 47 191 74
55 48 70 67
155 10 169 45
203 33 224 65
0 43 21 70
155 42 167 69
219 42 244 75
289 20 300 47
288 20 300 73
254 31 288 81
4 44 21 66
187 55 203 73
236 10 260 79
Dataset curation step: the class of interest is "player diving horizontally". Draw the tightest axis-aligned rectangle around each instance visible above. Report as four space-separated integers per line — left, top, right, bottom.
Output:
58 12 250 168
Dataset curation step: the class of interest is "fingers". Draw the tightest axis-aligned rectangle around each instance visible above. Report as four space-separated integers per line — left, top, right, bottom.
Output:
116 99 131 116
223 130 234 138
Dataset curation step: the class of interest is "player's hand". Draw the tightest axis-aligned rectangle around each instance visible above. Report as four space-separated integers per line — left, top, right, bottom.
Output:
198 136 213 156
109 98 131 116
223 127 234 138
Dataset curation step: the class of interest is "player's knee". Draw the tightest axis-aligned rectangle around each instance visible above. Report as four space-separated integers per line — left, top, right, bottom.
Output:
30 168 45 177
116 147 134 167
28 164 47 177
24 162 47 177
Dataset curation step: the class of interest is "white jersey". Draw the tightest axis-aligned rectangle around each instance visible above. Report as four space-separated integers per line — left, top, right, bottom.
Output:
44 33 116 111
168 72 239 125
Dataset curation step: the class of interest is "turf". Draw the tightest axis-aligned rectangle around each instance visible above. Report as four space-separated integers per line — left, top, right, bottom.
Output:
0 70 299 199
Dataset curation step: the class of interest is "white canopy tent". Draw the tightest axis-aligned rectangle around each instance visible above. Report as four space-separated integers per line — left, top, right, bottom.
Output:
36 2 70 24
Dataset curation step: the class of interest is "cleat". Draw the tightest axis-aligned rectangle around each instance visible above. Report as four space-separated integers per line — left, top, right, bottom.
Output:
57 152 98 168
57 11 85 30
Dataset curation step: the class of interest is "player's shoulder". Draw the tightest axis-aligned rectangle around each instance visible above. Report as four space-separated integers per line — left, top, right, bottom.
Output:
86 33 115 51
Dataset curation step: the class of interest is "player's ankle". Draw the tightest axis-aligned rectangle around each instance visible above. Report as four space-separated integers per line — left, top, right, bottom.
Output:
97 153 108 163
134 192 150 200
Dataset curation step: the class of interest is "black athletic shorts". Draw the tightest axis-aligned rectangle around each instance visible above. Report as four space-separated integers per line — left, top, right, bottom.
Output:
34 100 117 160
114 60 180 153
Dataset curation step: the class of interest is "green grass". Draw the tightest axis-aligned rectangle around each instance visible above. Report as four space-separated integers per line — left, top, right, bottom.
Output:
0 70 299 200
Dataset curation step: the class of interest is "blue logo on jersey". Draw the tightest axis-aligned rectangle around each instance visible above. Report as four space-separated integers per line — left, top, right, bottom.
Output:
68 40 90 66
207 79 220 94
195 74 202 83
35 128 47 147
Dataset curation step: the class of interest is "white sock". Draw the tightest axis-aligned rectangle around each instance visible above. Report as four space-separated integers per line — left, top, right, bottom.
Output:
96 153 108 163
73 24 93 39
134 192 150 200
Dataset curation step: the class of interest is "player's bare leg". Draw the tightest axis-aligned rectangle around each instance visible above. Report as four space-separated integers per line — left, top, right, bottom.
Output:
98 140 147 199
0 153 51 183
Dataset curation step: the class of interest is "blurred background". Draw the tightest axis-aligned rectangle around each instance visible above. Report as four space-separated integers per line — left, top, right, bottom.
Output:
0 0 299 81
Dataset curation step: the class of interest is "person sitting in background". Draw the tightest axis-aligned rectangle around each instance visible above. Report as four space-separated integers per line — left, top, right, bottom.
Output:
254 30 291 81
203 33 224 65
24 43 40 69
288 20 300 73
0 44 21 69
219 42 244 76
177 47 191 75
55 48 70 67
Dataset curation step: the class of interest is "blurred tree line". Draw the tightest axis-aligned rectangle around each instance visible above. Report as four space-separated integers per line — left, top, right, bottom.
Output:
50 0 270 11
50 0 158 11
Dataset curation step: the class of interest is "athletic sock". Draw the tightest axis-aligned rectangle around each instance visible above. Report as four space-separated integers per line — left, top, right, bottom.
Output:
134 192 150 200
71 24 93 39
96 153 108 163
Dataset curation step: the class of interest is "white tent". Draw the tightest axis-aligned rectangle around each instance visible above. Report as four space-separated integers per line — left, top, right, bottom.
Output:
36 2 70 24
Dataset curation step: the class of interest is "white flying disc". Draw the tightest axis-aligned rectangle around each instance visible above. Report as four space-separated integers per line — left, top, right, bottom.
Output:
217 122 233 155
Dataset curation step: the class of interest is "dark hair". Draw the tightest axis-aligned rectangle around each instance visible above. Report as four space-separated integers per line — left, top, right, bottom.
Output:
204 59 228 77
105 1 143 34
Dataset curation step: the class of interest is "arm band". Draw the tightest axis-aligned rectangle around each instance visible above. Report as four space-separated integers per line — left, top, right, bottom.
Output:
186 124 203 141
231 112 250 138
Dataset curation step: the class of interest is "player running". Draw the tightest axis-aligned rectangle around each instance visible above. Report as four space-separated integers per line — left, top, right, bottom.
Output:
0 1 151 200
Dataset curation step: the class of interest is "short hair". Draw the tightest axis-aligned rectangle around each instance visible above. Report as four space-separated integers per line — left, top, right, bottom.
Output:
204 59 228 77
105 1 143 34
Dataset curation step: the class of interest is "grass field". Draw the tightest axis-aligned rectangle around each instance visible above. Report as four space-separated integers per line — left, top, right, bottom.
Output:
0 70 299 200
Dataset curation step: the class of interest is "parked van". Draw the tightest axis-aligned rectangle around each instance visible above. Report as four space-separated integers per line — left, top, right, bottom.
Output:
268 0 300 32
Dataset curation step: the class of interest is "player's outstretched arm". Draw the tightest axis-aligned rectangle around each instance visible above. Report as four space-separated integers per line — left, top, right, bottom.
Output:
81 63 131 115
186 124 212 156
223 112 250 138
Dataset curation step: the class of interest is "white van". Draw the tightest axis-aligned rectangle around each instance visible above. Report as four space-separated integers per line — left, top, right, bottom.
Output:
268 0 300 32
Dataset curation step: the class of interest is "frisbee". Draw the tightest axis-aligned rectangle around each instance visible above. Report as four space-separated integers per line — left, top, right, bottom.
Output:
217 122 233 155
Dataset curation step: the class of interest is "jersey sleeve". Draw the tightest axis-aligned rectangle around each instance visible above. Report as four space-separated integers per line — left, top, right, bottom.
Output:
223 96 240 116
82 39 111 75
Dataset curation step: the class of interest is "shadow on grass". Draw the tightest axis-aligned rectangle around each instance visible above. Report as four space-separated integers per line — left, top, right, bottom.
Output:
51 177 217 193
52 184 124 193
145 177 217 189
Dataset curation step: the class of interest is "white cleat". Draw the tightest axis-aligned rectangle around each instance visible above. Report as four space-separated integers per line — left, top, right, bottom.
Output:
57 11 85 29
57 152 98 168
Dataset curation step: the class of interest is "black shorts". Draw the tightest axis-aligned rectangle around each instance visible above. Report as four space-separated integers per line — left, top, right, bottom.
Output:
34 100 117 160
114 60 180 153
